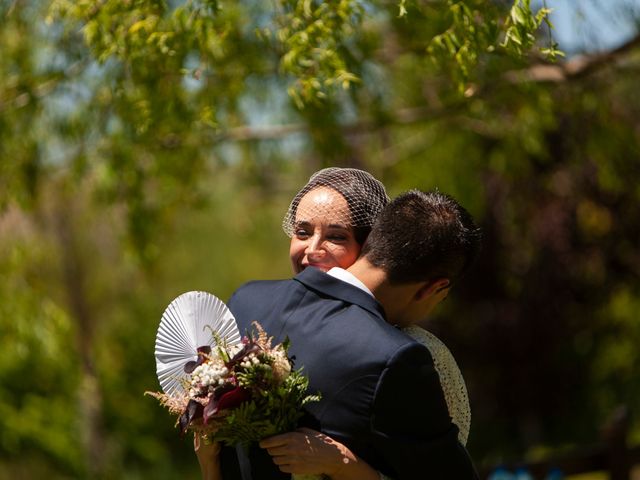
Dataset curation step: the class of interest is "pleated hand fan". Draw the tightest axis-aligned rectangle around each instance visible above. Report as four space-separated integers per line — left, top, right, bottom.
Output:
154 291 241 396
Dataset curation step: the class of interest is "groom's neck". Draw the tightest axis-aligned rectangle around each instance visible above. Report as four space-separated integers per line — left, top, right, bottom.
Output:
347 258 388 296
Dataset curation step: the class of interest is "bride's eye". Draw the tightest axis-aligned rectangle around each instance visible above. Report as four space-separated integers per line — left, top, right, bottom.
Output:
326 228 351 243
327 234 348 242
295 228 311 238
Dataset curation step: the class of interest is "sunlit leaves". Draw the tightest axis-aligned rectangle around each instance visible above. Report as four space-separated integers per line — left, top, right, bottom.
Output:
49 0 554 114
275 0 364 107
427 0 562 93
502 0 563 60
428 1 501 92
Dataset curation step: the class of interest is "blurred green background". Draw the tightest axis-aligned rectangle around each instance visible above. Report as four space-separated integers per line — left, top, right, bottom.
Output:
1 0 639 478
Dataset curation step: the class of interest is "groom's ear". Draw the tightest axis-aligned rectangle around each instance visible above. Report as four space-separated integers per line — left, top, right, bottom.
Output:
413 278 450 301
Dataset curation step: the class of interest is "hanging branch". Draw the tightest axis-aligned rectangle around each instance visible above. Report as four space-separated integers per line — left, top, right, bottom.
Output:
505 32 640 83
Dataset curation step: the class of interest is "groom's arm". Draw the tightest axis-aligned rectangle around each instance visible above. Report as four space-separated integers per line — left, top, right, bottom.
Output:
371 343 479 480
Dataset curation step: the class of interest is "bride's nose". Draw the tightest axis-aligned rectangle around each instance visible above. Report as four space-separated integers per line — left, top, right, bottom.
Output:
305 234 325 256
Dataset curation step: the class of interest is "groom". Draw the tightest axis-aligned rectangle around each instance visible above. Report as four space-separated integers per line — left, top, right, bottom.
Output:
221 189 481 479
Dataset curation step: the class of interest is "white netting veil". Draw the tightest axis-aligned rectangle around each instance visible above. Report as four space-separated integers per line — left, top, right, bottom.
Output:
282 167 390 238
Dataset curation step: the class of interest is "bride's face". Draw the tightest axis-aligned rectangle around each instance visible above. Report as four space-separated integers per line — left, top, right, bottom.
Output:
289 186 362 274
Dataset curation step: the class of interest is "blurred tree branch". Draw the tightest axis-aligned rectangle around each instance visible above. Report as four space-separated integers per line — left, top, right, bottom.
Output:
506 33 640 83
206 33 640 143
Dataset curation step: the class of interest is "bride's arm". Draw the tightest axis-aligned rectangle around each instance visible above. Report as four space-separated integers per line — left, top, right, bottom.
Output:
260 428 382 480
194 435 223 480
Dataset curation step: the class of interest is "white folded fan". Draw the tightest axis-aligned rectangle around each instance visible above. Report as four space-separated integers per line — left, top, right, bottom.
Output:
154 291 242 396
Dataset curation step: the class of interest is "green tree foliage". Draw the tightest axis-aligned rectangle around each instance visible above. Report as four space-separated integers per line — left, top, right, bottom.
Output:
1 0 639 477
0 238 81 475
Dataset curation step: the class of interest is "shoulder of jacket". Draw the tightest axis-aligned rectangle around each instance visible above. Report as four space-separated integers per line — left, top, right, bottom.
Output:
233 278 293 294
385 336 434 367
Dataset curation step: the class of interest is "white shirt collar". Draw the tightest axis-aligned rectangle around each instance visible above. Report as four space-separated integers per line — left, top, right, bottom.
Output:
326 267 374 298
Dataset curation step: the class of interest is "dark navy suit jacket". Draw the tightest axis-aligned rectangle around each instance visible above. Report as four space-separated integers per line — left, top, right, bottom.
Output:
221 268 478 480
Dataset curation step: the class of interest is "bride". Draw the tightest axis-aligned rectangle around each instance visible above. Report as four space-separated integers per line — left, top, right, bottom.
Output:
196 167 471 480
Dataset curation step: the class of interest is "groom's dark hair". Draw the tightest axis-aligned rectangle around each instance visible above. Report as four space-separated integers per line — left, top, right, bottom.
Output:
360 190 481 285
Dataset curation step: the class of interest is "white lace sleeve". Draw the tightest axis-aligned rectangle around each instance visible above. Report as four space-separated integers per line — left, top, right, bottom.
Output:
402 325 471 446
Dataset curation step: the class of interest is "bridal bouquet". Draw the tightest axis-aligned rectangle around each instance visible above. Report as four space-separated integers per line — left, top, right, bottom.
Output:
148 322 320 447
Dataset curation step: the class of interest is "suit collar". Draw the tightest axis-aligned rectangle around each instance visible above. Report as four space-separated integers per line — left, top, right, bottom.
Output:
293 267 386 319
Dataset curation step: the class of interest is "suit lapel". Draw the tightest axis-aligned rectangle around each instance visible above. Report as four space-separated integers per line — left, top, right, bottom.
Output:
293 268 386 319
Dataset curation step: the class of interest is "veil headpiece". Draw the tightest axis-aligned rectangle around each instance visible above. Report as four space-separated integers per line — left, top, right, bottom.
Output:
282 167 389 237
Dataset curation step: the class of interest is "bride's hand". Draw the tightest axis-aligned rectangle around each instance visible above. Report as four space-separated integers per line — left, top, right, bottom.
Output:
194 433 222 480
259 428 380 480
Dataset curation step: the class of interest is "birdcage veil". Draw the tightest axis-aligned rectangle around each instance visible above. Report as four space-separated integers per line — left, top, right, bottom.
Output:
282 167 389 238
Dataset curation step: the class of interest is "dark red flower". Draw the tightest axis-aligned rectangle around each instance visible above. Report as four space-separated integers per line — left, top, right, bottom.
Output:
179 399 204 435
203 386 251 423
